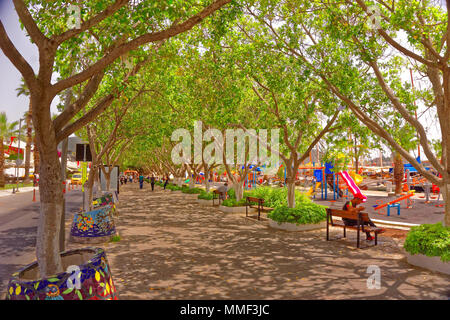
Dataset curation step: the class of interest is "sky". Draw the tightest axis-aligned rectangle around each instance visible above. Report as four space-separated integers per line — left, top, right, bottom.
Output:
0 0 59 124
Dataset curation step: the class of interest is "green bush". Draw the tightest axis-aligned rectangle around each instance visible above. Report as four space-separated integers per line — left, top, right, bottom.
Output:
403 222 450 262
198 191 214 200
227 187 236 199
222 198 247 207
110 235 121 242
182 187 203 194
244 186 311 209
167 184 182 191
268 203 327 225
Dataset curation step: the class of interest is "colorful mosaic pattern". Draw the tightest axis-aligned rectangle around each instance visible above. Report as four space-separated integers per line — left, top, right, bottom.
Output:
70 205 116 238
93 193 114 208
5 248 118 300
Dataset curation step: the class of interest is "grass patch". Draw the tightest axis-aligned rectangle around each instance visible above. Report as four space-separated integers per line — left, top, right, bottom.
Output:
110 235 121 242
0 183 34 190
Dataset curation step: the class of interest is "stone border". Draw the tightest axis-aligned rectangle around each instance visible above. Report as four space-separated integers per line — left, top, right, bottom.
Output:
268 219 326 232
405 252 450 275
197 199 213 206
181 193 200 199
218 205 256 214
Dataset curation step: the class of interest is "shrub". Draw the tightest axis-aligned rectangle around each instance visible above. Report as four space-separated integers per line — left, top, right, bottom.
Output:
198 191 213 200
110 235 121 242
227 187 236 199
182 187 203 194
268 203 327 225
403 222 450 262
222 198 247 207
245 186 312 209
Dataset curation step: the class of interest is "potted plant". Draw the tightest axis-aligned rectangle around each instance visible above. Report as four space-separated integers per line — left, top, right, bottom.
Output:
219 198 252 214
5 247 117 300
70 205 118 244
403 222 450 275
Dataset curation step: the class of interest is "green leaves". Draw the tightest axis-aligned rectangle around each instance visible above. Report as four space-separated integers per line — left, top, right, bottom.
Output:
404 223 450 262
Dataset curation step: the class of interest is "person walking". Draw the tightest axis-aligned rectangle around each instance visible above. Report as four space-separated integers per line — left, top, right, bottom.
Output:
163 176 169 190
150 175 155 191
139 173 144 189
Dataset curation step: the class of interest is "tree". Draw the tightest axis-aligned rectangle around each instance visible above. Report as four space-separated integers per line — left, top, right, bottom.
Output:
0 0 233 277
244 0 450 226
0 112 19 188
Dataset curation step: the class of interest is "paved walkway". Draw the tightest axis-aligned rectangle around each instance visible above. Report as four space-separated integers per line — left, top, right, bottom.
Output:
64 183 449 300
0 187 83 295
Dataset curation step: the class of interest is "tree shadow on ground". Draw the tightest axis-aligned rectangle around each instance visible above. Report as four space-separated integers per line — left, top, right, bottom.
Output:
81 184 450 300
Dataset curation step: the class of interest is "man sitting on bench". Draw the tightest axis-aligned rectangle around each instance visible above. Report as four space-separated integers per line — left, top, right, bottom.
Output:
217 183 229 201
342 194 381 241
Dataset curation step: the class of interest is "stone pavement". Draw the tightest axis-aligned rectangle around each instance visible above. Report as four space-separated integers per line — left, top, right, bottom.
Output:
64 183 449 300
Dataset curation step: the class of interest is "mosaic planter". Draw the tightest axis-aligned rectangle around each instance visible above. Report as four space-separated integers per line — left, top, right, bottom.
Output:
93 192 119 216
70 205 117 244
5 247 117 300
268 219 326 231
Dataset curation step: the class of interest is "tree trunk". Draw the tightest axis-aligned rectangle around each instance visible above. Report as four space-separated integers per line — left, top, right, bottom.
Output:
85 166 98 211
189 174 195 188
205 169 211 193
35 135 64 277
0 138 5 188
442 181 449 227
286 178 296 208
105 169 112 192
33 135 40 174
393 152 403 195
233 181 244 202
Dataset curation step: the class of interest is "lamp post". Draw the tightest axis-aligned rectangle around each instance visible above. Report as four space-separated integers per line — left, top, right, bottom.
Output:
12 117 24 194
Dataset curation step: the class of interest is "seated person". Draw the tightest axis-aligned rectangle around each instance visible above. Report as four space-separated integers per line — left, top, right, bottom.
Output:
217 183 229 200
342 195 382 241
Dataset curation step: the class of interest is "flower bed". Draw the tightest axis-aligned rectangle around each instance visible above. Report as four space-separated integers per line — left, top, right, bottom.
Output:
268 203 327 229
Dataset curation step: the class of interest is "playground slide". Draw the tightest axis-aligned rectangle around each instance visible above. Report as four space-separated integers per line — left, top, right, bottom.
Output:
338 171 367 202
307 182 322 196
349 172 363 185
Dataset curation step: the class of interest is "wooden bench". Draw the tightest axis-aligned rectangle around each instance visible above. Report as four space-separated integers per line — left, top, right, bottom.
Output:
212 189 223 206
326 208 385 248
245 196 265 220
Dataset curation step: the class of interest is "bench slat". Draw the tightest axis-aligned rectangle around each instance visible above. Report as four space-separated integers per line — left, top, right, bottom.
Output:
326 208 370 222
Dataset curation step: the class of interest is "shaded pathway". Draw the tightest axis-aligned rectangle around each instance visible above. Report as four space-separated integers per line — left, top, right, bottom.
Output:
65 183 449 300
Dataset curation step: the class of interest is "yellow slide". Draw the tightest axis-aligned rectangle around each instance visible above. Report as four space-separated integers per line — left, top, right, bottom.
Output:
349 171 363 185
307 182 322 196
